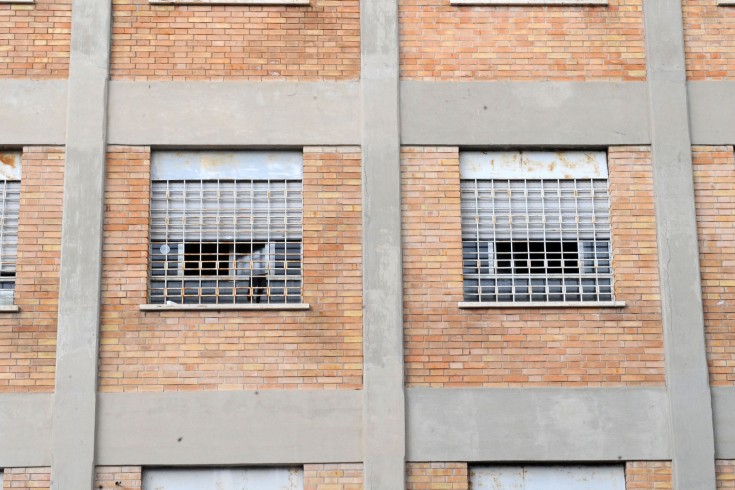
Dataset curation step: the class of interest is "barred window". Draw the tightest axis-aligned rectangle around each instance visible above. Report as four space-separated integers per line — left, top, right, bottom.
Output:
460 151 614 305
0 153 20 306
149 151 303 305
143 468 304 490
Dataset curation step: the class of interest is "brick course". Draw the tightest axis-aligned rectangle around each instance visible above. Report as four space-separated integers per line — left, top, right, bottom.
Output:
110 0 360 81
95 467 142 490
693 146 735 386
402 146 665 387
2 468 51 490
0 0 71 78
719 461 735 489
407 463 468 490
400 0 646 81
0 147 63 393
304 464 363 490
625 461 672 489
98 146 362 391
683 0 735 80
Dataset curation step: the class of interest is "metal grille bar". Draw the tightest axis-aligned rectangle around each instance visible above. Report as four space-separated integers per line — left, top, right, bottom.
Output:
149 179 303 305
461 178 614 304
0 180 20 306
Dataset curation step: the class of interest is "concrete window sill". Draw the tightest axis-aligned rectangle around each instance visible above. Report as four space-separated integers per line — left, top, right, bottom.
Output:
140 303 310 311
719 1 735 5
149 0 309 5
0 305 20 313
458 301 626 309
0 0 34 3
450 0 607 5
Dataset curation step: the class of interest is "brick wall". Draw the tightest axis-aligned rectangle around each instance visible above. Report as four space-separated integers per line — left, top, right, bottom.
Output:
719 461 735 488
95 467 142 490
400 0 645 81
0 147 63 393
98 146 362 391
110 0 360 81
407 463 468 490
402 146 664 387
683 0 735 80
693 146 735 386
625 461 672 489
0 0 71 78
2 468 51 490
304 464 363 490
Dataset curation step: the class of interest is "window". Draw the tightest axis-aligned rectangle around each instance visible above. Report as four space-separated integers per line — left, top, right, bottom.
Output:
470 465 625 490
460 151 614 305
149 151 303 306
143 468 304 490
0 153 20 306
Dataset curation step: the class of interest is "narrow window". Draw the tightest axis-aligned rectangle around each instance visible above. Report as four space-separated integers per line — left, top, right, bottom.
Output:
142 468 304 490
460 151 613 304
0 153 20 306
149 151 303 305
470 465 625 489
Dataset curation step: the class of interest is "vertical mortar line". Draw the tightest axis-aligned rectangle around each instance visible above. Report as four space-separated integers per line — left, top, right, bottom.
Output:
50 0 112 488
360 0 406 488
642 1 716 487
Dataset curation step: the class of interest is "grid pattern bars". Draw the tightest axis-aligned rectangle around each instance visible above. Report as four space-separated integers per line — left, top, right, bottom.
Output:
149 179 302 305
0 180 20 305
461 178 613 303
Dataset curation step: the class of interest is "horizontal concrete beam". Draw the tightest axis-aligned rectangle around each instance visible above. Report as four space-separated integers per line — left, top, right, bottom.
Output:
401 81 651 147
688 81 735 145
0 81 67 146
0 394 52 467
713 387 735 459
406 387 671 462
107 81 361 147
95 390 363 465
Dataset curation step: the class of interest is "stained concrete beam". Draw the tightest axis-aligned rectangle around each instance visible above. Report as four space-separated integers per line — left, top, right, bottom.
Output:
0 81 67 146
688 81 735 145
0 395 52 467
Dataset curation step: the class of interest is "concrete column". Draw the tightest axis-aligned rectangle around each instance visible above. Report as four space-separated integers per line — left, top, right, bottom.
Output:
50 0 112 488
643 2 716 487
360 0 406 488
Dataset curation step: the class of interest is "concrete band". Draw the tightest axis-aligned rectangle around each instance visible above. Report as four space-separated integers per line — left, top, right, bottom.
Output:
49 0 112 488
643 1 717 488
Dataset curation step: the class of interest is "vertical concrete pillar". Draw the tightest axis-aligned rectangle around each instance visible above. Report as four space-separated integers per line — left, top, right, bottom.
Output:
643 2 716 488
50 0 112 488
360 0 406 488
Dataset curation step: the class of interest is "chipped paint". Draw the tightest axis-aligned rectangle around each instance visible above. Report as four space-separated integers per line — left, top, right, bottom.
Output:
152 151 303 181
460 151 607 180
0 152 21 180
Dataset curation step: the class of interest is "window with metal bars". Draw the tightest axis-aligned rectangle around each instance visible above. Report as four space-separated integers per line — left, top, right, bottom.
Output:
0 153 20 306
460 151 614 304
148 151 303 305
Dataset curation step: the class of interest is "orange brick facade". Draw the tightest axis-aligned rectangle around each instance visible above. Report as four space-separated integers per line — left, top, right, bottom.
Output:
719 461 735 489
406 463 468 490
95 467 142 490
110 0 360 81
693 146 735 386
683 0 735 80
625 462 673 489
400 0 646 81
98 146 363 392
2 468 51 490
0 147 63 393
402 146 665 387
0 0 71 78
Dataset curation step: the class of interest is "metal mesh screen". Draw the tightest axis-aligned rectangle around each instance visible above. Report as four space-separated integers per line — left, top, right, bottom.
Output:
461 178 613 303
0 180 20 306
149 179 303 305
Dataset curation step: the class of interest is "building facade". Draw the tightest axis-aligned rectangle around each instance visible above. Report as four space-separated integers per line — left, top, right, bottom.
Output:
0 0 734 488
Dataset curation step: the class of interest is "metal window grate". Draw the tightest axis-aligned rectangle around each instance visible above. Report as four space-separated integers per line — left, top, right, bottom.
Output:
149 179 303 305
0 175 20 306
461 178 613 303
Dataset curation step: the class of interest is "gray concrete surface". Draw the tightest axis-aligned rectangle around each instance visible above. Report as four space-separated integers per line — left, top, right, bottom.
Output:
401 81 651 146
688 81 735 145
50 0 112 488
361 0 406 488
406 388 671 462
643 1 717 487
107 81 361 146
0 81 67 146
713 387 735 459
0 395 52 467
96 391 362 465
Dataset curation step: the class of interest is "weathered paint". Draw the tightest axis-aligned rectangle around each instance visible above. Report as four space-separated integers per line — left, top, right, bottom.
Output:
460 151 607 180
142 468 303 490
469 466 625 490
151 151 303 181
0 152 21 180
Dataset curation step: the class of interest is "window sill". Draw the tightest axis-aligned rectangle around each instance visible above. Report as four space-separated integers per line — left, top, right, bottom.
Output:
719 1 735 5
458 301 625 309
0 0 33 3
0 305 20 313
450 0 607 4
149 0 309 4
139 303 310 311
